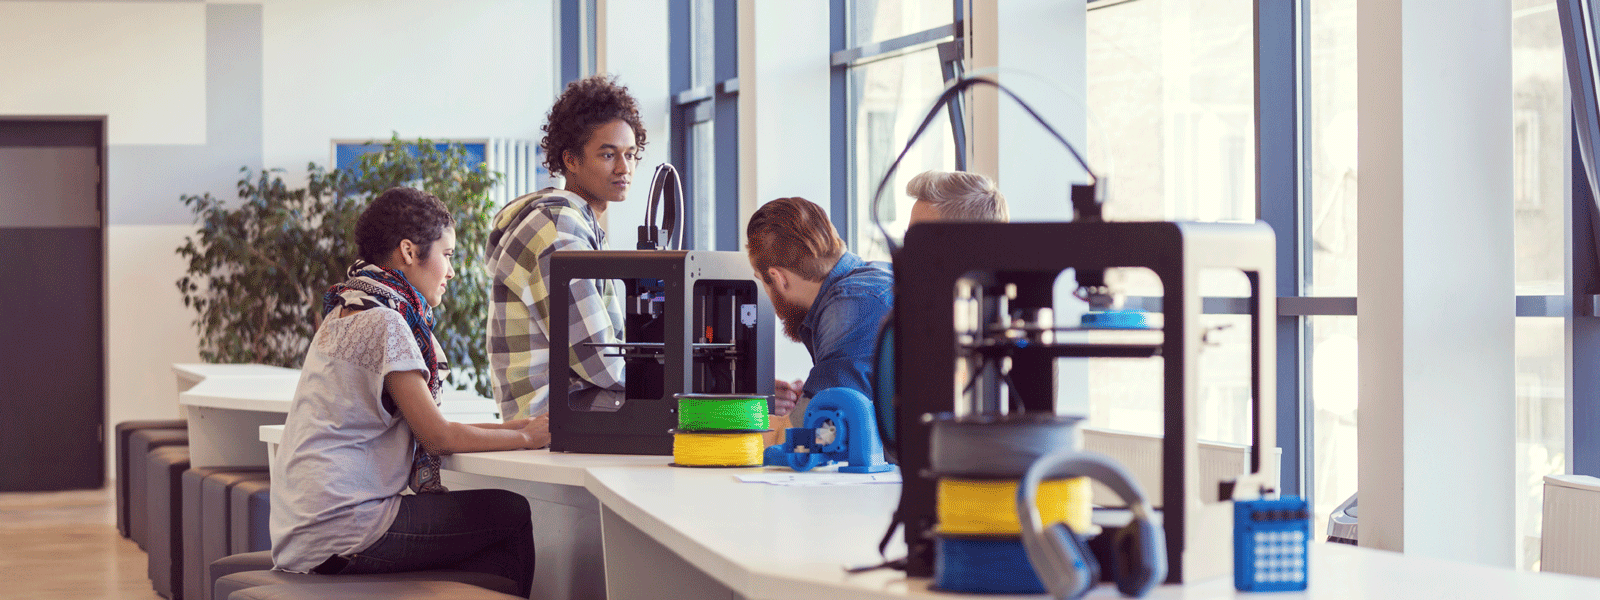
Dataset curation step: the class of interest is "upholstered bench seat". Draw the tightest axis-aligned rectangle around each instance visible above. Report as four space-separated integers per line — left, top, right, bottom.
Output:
145 446 191 599
214 568 520 600
228 479 272 554
228 580 525 600
187 469 270 600
115 420 186 540
208 551 276 600
126 426 188 548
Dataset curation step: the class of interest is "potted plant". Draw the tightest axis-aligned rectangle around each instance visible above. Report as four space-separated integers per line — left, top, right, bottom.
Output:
177 135 500 396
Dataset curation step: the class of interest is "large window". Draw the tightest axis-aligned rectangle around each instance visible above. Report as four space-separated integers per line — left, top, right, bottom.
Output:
670 0 738 250
1305 0 1358 542
1302 0 1571 564
1084 0 1257 444
836 0 960 260
828 3 1580 569
1511 0 1566 571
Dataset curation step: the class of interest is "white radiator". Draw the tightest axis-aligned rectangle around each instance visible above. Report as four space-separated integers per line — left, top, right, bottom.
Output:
1081 427 1281 508
1542 474 1600 578
330 138 554 209
486 138 556 208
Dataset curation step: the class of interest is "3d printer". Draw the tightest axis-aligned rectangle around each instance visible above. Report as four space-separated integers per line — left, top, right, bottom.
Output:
547 165 775 455
879 78 1277 585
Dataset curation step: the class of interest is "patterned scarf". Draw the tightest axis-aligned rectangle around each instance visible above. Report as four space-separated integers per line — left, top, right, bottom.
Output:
323 260 449 493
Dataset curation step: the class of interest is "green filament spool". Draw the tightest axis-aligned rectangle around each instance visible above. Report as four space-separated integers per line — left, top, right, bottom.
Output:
675 394 770 431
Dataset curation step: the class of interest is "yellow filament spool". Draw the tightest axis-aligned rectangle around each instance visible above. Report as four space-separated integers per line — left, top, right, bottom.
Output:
937 477 1092 535
672 432 765 467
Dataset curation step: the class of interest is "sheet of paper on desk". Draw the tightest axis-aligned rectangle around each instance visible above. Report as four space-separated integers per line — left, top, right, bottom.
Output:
735 472 902 486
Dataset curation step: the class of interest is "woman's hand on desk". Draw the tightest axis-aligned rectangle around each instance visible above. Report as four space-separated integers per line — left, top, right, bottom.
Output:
388 370 551 453
464 417 549 449
517 415 551 449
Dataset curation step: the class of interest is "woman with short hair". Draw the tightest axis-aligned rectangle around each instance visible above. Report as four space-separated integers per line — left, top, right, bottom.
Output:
270 187 544 597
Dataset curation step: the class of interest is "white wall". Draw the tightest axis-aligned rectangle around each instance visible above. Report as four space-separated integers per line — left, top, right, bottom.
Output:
1358 0 1516 566
743 0 835 384
0 0 560 477
601 0 671 248
0 2 207 145
258 0 554 181
107 226 204 427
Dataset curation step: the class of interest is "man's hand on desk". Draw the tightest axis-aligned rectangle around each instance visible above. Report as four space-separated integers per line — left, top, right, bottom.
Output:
773 379 804 416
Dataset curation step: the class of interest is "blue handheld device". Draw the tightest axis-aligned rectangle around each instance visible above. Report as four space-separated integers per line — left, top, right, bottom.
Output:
1233 496 1310 592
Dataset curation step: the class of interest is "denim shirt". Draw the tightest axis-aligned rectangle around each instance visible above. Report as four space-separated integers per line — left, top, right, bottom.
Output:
798 252 894 401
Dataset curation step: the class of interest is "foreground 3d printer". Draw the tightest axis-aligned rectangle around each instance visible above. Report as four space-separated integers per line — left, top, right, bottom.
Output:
879 77 1278 586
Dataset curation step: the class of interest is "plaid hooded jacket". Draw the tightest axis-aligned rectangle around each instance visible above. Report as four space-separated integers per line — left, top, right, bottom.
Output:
486 188 625 420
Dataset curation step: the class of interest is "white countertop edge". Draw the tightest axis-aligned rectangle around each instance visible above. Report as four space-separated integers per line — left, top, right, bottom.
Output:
582 467 763 595
1545 473 1600 492
580 466 967 600
182 394 293 413
441 451 594 488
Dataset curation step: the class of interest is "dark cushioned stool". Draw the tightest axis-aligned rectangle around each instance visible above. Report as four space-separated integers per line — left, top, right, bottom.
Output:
127 427 189 548
146 445 191 599
187 469 269 600
208 551 275 600
215 569 520 600
116 420 186 540
228 581 525 600
229 479 272 555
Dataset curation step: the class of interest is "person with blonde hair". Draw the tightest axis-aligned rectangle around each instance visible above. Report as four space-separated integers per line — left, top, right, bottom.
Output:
905 170 1009 224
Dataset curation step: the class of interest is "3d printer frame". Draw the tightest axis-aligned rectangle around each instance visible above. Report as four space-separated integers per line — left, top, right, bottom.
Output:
548 250 775 455
892 220 1276 583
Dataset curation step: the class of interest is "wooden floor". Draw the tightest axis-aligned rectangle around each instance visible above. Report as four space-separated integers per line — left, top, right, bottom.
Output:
0 486 163 600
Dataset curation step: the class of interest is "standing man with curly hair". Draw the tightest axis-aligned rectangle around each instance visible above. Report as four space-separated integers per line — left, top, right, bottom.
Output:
488 75 646 421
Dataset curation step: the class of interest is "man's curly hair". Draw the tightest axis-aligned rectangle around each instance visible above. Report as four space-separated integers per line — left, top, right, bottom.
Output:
541 75 648 177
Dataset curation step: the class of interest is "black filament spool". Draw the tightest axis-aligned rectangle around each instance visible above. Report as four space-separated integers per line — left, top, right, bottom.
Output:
928 413 1084 478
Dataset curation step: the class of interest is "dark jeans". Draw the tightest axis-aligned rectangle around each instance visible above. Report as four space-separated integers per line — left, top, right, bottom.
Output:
326 489 535 597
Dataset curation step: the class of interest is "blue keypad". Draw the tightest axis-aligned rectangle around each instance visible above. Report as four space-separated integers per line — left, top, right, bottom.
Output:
1233 497 1310 592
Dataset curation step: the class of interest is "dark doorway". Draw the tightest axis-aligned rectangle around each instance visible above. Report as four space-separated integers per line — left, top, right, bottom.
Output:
0 118 107 491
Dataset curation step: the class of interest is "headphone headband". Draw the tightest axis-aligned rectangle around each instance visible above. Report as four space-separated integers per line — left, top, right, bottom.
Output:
1017 449 1164 599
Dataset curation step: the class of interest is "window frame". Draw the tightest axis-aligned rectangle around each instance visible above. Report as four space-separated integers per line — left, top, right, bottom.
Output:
670 0 740 251
830 0 965 247
827 0 1592 514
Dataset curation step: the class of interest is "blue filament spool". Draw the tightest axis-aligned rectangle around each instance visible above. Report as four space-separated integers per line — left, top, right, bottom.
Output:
932 535 1047 594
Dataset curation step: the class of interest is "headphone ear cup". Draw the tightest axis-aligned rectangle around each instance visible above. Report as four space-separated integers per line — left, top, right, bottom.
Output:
1045 522 1100 598
1109 518 1164 597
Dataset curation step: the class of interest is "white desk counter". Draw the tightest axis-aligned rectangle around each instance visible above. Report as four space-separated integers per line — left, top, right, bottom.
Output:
173 362 300 392
234 366 1600 599
179 369 301 468
180 365 496 469
252 437 1600 600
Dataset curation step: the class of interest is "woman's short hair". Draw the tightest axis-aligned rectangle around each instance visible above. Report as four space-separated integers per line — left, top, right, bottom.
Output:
541 75 648 177
905 170 1009 222
746 197 845 283
355 187 455 264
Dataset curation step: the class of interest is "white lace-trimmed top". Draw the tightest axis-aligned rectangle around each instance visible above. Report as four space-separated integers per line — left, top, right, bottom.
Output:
269 308 427 572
